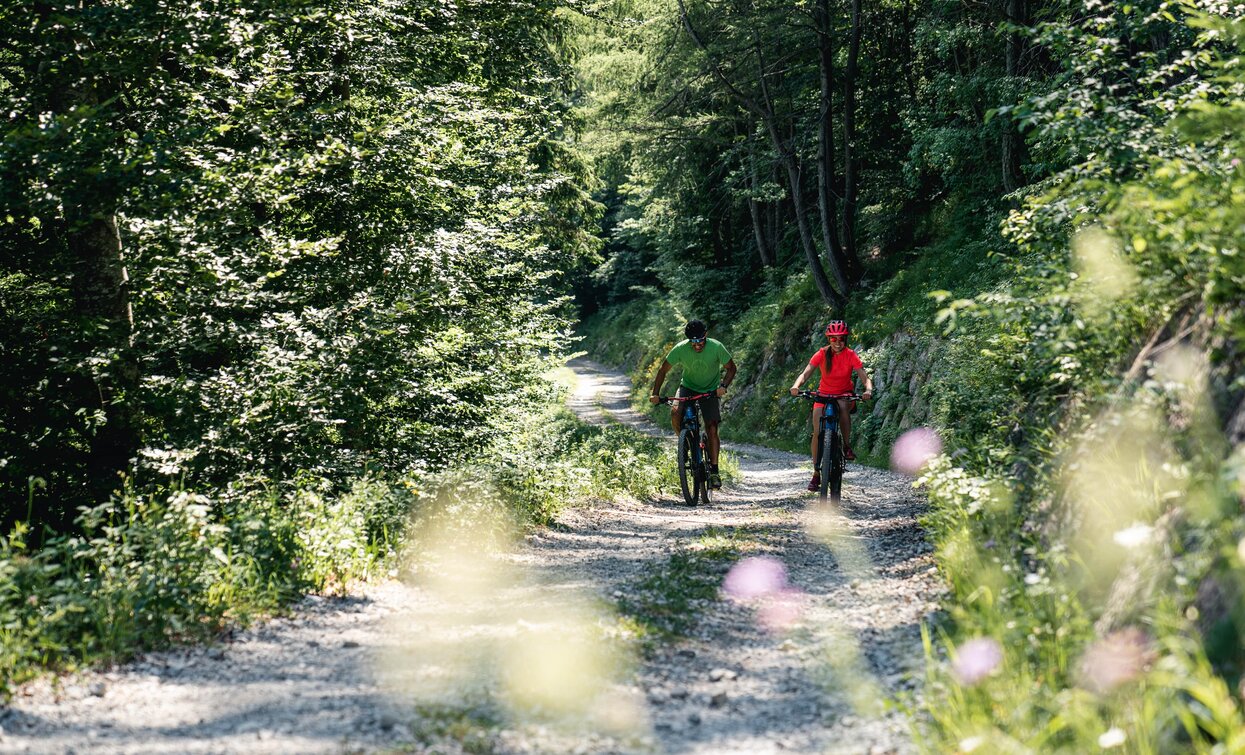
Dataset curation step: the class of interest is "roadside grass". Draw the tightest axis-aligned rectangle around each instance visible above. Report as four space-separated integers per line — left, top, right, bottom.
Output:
403 703 504 755
616 526 763 647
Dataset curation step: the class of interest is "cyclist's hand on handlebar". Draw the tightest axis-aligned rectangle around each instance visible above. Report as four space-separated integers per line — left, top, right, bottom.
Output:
862 390 873 401
650 395 661 405
715 386 726 397
789 386 800 396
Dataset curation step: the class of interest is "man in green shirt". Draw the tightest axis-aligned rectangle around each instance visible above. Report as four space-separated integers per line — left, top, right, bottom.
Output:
648 319 737 489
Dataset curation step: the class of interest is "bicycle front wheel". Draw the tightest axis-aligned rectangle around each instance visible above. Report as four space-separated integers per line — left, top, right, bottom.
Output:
819 426 834 501
828 430 844 504
677 428 697 506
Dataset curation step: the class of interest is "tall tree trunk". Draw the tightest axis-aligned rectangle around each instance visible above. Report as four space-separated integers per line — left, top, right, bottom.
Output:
675 0 845 307
901 0 917 103
40 1 142 487
841 0 862 273
754 36 847 307
747 136 773 267
1001 0 1027 192
814 0 847 283
779 153 843 309
769 164 782 264
67 209 140 482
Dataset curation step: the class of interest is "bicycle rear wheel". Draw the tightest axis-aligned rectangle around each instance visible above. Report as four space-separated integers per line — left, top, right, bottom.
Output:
828 430 844 504
677 428 697 506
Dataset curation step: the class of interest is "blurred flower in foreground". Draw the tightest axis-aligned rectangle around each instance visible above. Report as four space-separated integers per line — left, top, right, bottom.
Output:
1112 523 1154 549
891 428 942 475
952 637 1003 685
378 496 644 737
958 736 984 753
756 589 805 633
1098 727 1126 749
1071 225 1138 313
723 556 787 599
1078 627 1153 695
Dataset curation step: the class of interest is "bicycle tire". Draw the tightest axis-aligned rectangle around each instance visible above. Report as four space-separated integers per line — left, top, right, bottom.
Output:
698 447 712 506
829 429 844 504
819 425 834 501
677 428 697 506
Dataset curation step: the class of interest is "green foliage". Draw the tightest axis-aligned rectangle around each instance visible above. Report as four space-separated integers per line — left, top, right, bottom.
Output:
909 7 1245 751
1 0 600 533
488 405 683 524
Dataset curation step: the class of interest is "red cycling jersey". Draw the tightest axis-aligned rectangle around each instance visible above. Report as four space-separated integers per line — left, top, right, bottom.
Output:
809 346 863 395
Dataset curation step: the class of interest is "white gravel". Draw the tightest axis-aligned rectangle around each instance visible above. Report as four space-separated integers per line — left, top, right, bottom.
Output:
0 359 942 754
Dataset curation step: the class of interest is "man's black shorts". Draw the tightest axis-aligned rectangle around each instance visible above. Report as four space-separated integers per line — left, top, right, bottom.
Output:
675 386 721 424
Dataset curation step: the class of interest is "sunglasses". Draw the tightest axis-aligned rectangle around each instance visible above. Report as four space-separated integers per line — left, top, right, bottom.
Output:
689 337 706 344
827 336 845 343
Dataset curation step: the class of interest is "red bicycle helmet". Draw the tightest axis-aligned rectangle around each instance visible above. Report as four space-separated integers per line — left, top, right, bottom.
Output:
825 320 849 337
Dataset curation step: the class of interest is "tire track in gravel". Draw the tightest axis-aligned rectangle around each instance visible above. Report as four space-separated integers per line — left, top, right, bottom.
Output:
0 359 942 755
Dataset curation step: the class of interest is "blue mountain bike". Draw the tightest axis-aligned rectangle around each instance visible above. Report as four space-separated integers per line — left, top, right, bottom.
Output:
660 393 714 506
799 391 861 503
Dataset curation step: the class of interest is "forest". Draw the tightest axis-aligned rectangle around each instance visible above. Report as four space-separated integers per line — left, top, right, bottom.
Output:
1 0 1243 750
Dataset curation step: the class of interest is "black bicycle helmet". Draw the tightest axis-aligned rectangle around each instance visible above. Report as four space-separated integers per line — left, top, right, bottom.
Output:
684 320 707 339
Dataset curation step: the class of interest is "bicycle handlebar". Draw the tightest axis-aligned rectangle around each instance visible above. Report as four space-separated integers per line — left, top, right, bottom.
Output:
658 392 716 404
796 390 868 401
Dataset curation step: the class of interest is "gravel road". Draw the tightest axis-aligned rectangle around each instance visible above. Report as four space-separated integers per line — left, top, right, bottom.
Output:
1 359 942 754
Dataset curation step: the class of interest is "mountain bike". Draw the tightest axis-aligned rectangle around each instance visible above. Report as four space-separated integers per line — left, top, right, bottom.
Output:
659 392 715 506
798 391 862 503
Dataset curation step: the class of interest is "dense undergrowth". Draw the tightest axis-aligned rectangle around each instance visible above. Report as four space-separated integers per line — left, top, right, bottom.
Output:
0 377 682 695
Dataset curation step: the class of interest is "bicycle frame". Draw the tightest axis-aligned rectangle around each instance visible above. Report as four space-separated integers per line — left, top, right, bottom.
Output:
661 392 714 506
682 402 703 463
798 391 861 503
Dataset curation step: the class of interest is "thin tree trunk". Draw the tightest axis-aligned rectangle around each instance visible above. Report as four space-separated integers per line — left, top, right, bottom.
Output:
675 0 845 307
67 210 140 480
841 0 862 272
1001 0 1026 192
901 0 917 103
41 0 142 485
780 156 842 308
747 136 773 267
769 165 782 264
753 32 847 307
814 0 847 283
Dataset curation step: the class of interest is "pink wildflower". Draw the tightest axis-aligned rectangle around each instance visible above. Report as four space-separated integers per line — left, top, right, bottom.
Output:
722 556 788 600
952 637 1003 685
890 427 943 475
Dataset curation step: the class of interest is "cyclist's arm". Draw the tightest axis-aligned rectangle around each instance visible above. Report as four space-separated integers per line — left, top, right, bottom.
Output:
854 365 874 399
650 361 673 404
789 363 816 396
716 359 738 396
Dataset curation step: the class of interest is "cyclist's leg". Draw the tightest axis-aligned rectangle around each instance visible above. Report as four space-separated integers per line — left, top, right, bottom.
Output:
699 395 722 466
810 404 825 464
837 398 856 458
705 421 720 465
672 387 688 433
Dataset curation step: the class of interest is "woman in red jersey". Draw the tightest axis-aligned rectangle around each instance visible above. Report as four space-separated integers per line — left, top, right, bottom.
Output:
789 320 874 492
